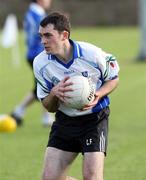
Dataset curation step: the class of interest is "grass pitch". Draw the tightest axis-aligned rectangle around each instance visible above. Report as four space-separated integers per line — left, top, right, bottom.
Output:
0 27 146 180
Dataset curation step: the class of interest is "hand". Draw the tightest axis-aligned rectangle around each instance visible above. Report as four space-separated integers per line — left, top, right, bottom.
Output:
81 91 101 111
50 76 73 103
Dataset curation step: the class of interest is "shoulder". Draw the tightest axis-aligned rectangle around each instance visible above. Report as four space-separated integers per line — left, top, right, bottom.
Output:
25 5 44 22
33 51 48 71
78 41 101 51
77 41 105 59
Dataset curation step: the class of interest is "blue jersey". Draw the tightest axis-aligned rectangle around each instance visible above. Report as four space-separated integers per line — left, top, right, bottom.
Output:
24 3 46 61
33 40 120 116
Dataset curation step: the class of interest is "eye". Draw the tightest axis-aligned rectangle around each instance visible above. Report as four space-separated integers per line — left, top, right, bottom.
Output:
45 33 52 38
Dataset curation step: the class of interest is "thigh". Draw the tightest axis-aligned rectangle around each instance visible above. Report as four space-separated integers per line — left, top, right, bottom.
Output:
42 147 78 179
83 152 105 179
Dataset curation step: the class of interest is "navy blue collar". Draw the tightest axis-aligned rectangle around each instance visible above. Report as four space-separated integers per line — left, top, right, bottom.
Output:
48 39 83 68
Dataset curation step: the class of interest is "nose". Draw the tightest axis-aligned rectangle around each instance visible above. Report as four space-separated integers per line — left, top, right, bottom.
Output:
41 36 47 44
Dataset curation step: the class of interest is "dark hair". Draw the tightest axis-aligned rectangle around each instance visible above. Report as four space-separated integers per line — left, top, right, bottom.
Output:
40 12 71 38
31 0 37 2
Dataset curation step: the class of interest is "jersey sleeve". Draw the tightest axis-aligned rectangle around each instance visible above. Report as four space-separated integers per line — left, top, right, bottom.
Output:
96 49 120 81
33 60 51 100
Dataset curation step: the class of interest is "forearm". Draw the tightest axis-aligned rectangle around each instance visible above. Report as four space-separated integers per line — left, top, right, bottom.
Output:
42 92 59 113
96 78 119 99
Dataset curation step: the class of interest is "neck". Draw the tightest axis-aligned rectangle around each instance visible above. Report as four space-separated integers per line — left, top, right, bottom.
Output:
56 40 73 63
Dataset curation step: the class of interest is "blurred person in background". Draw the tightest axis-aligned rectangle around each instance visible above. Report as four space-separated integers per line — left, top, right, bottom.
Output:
11 0 54 126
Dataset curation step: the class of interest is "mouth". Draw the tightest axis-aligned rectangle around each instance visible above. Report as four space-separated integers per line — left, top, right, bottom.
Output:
44 46 50 50
44 47 51 52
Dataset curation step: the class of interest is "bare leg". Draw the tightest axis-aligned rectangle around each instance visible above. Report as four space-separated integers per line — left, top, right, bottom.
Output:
12 91 54 126
12 91 36 118
42 147 78 180
83 152 105 180
11 91 36 125
18 91 36 107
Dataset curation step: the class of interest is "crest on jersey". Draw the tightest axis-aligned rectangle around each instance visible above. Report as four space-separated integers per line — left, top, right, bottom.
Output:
110 62 115 68
52 76 60 85
81 71 88 77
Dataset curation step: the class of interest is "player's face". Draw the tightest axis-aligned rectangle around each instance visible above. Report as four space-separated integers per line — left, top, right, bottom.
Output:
39 24 66 55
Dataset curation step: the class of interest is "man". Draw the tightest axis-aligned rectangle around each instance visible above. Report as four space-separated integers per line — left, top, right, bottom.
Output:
33 12 119 180
11 0 54 126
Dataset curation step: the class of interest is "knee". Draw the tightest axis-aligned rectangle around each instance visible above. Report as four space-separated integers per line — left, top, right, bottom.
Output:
42 170 55 180
42 169 62 180
83 169 103 180
83 170 96 180
42 170 49 180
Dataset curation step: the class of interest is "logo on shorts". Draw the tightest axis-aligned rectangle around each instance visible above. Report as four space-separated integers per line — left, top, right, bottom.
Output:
86 138 92 146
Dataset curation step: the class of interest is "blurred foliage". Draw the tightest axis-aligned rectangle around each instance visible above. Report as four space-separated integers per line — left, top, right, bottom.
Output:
0 0 138 28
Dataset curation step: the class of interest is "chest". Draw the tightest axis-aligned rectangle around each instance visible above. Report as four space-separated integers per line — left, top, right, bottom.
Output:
42 59 102 86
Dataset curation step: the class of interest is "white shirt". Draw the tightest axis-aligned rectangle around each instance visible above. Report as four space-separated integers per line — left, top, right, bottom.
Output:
33 40 119 116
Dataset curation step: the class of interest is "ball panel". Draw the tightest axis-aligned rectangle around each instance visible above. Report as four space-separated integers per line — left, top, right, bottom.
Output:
64 75 95 109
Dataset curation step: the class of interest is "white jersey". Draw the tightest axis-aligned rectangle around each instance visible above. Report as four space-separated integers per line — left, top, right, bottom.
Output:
33 40 119 116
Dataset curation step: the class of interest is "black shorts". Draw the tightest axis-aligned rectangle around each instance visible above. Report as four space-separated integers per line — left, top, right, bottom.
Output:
47 107 110 155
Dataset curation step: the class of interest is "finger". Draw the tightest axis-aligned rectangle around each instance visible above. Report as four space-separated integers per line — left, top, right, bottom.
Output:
59 97 66 103
81 102 97 110
63 81 73 87
56 90 65 97
56 94 66 102
82 106 93 111
85 102 96 107
62 76 70 83
64 86 74 92
59 86 74 93
80 107 90 111
64 94 72 98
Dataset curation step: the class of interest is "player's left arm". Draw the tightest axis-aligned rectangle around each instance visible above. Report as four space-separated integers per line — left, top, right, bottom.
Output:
83 77 119 109
90 77 119 106
83 51 120 110
96 77 119 98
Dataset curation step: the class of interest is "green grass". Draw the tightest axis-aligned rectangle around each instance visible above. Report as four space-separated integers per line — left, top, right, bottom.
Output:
0 26 146 180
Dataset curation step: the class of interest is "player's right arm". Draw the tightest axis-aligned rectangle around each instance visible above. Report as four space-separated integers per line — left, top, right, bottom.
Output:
33 54 73 112
42 77 73 112
41 92 59 112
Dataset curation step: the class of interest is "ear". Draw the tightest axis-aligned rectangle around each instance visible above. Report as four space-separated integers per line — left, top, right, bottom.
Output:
62 31 69 40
